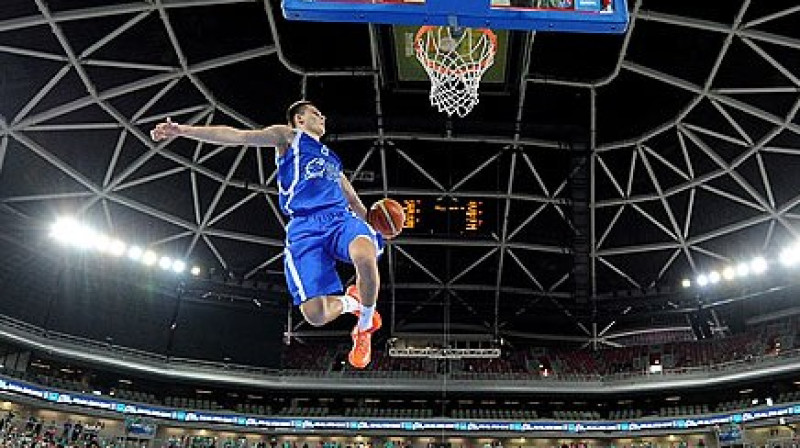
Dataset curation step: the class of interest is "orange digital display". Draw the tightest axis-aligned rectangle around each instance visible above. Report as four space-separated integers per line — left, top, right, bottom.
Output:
402 199 421 230
465 200 483 232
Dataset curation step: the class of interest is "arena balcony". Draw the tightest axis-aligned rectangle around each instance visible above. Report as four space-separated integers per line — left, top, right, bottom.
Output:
2 312 800 394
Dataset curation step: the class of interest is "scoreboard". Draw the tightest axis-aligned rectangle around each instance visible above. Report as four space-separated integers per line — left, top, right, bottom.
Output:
402 199 421 230
400 197 486 235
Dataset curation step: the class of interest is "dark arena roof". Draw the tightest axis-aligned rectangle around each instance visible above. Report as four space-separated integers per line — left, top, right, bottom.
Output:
1 0 800 373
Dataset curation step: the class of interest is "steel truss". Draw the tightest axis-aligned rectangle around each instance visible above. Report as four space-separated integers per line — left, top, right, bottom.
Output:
0 0 799 343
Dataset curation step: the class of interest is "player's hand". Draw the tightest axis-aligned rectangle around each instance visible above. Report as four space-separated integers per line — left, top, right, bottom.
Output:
150 118 182 142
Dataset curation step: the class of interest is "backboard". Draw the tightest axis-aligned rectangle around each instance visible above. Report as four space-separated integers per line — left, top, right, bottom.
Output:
282 0 629 34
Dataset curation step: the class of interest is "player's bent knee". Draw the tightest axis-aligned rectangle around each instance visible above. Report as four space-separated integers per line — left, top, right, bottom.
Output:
299 299 327 327
349 236 377 266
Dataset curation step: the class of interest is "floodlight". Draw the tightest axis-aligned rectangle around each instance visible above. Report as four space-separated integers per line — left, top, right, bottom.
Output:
722 267 735 280
48 219 205 279
159 256 172 270
697 275 709 287
94 234 111 252
71 225 97 249
751 257 767 274
109 239 126 257
50 217 80 243
142 250 157 266
780 246 799 266
736 263 750 277
708 271 721 284
681 279 691 288
128 246 143 261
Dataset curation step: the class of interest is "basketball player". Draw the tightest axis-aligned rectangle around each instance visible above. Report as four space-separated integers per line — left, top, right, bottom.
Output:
150 101 386 369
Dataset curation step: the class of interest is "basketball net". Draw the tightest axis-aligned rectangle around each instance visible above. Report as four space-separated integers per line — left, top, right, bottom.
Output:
415 26 497 118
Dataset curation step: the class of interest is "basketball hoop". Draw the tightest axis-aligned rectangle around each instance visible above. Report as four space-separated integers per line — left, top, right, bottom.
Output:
414 26 497 118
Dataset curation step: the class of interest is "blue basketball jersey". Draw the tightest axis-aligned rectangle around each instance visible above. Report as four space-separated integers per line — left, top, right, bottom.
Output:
276 130 348 217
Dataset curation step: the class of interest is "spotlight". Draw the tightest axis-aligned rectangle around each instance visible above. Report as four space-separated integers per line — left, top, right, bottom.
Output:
190 266 201 276
697 275 709 287
708 271 721 284
142 250 157 266
159 256 172 270
722 267 735 281
50 217 80 243
736 263 750 277
681 279 691 288
94 234 111 252
128 246 143 261
780 246 799 266
751 257 768 274
71 226 97 249
172 260 186 273
109 239 126 257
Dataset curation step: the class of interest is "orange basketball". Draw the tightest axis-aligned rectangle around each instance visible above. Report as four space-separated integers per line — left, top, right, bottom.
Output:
368 198 405 239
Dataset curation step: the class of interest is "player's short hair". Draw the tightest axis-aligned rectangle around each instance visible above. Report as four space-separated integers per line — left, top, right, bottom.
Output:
286 100 313 127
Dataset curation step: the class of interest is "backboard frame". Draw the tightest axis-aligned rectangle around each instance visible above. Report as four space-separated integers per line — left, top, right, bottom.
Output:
282 0 629 34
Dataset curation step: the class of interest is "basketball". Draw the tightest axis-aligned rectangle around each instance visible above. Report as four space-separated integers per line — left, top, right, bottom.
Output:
368 198 405 239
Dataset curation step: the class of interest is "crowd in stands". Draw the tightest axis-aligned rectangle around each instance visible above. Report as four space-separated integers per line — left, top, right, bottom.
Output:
0 411 108 448
0 411 420 448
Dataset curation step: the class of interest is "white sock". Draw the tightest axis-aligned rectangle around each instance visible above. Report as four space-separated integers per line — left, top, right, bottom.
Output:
337 295 361 314
358 305 375 332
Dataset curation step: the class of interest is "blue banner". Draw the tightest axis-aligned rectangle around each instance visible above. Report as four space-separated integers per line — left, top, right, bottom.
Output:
0 376 794 434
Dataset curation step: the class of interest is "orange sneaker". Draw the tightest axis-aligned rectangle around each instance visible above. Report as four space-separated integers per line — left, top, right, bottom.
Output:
348 327 373 369
345 285 382 331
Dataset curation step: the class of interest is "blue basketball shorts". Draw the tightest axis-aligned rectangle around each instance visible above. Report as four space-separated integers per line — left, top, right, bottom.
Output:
283 210 385 306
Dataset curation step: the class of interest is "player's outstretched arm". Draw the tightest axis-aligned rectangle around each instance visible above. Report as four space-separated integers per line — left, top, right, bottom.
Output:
150 118 292 148
340 173 368 220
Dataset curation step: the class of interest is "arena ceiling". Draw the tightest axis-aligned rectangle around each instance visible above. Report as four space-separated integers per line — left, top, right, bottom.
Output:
1 0 800 351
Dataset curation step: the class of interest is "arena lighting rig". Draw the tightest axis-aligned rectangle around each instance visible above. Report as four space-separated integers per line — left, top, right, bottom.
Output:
681 244 800 289
48 217 201 277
